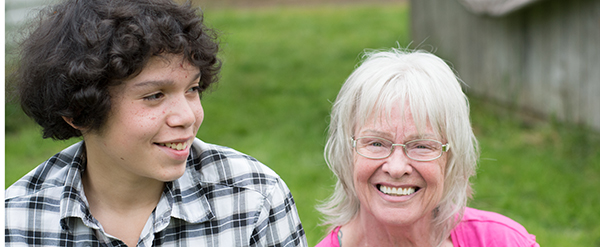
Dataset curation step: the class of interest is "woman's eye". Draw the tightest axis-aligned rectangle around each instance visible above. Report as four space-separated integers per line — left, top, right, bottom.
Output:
411 142 436 150
370 142 384 147
144 92 164 101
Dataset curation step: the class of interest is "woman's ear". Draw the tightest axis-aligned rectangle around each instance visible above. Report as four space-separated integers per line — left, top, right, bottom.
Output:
62 116 79 129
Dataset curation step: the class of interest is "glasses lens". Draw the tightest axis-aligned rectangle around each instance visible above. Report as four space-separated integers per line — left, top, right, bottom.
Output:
405 139 443 161
355 137 393 159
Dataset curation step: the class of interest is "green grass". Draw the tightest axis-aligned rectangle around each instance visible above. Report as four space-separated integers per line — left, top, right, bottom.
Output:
5 3 600 246
468 99 600 246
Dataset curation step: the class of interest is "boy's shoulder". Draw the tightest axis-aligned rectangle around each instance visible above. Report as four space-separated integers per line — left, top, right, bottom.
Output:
188 138 282 195
5 142 84 201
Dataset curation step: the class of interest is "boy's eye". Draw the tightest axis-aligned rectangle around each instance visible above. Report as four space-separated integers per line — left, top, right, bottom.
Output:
187 86 201 93
144 92 164 101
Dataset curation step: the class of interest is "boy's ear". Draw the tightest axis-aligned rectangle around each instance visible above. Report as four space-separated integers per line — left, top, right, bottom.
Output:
62 116 79 130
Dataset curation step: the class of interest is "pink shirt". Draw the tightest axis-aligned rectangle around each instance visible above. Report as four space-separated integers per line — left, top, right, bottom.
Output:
451 207 539 247
316 207 539 247
315 226 341 247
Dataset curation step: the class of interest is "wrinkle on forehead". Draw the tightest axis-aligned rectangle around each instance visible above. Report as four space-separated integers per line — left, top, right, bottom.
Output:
356 100 442 141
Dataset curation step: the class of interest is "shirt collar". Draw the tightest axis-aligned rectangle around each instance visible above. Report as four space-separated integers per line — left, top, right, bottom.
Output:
153 176 215 231
58 142 99 232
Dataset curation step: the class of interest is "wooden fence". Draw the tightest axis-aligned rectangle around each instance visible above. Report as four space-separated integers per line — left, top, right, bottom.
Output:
410 0 600 131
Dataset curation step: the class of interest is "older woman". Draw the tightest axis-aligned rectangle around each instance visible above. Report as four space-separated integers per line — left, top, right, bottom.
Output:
316 48 539 247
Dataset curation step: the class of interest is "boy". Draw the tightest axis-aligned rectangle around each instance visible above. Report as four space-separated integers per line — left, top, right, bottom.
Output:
5 0 307 246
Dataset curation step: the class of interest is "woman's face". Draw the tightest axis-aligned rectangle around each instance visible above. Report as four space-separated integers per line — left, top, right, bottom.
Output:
352 104 447 227
83 54 203 183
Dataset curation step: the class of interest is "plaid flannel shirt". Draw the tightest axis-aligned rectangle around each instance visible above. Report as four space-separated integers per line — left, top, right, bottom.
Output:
5 138 307 247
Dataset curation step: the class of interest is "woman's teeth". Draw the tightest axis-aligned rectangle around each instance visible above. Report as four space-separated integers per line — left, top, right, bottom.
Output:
379 185 416 196
159 142 188 151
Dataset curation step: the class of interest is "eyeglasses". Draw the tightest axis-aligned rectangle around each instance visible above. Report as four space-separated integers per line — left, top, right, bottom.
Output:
352 136 450 161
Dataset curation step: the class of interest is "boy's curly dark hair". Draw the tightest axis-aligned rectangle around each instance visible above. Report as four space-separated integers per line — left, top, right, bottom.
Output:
17 0 221 140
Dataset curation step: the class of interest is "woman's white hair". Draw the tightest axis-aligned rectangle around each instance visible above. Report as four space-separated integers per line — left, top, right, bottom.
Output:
317 48 478 247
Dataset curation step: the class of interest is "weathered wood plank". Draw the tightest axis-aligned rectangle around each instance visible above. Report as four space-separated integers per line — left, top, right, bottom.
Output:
411 0 600 131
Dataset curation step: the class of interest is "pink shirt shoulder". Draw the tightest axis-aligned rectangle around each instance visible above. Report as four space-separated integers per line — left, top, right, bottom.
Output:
315 226 341 247
451 207 540 247
316 208 539 247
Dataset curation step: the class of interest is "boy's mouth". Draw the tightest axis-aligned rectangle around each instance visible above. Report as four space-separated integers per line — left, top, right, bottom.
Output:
157 141 189 151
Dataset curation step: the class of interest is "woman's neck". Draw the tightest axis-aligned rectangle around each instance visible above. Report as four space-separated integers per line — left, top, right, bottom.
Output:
341 211 435 247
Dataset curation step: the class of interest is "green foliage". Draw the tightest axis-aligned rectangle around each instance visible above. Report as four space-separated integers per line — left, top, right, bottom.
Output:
5 3 600 246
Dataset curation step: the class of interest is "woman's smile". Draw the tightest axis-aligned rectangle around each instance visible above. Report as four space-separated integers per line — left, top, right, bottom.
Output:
377 184 419 197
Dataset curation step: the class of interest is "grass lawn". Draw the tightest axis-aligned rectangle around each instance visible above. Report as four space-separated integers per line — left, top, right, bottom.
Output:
5 3 600 246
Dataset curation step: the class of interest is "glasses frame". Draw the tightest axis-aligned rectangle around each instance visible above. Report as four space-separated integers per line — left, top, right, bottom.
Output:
352 136 450 161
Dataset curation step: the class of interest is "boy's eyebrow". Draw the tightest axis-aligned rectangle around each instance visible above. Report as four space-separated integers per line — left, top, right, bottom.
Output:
132 72 201 88
133 79 175 88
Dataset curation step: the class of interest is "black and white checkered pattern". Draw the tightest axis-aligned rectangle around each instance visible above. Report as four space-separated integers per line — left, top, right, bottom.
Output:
5 138 307 246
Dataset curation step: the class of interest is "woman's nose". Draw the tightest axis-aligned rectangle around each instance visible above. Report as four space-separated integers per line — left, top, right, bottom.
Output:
381 147 414 178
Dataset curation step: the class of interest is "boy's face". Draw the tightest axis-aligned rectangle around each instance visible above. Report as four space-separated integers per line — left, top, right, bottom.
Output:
83 54 203 183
